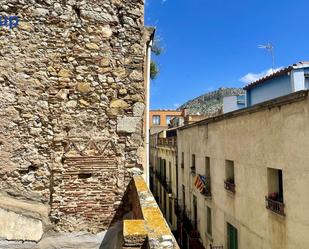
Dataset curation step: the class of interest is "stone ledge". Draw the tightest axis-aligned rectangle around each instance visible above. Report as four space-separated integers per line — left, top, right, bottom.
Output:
123 176 179 249
123 220 147 247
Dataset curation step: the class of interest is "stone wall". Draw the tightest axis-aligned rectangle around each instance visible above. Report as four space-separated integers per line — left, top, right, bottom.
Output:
123 176 179 249
0 0 150 235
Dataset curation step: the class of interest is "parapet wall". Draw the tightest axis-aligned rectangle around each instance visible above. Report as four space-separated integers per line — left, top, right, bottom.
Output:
0 0 149 235
123 176 180 249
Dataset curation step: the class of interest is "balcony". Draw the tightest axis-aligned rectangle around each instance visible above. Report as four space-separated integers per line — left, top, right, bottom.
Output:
190 166 196 175
157 137 177 148
166 180 173 194
183 215 199 239
123 176 180 248
155 171 172 194
201 177 211 197
175 203 184 219
175 205 200 239
265 195 285 216
224 178 236 193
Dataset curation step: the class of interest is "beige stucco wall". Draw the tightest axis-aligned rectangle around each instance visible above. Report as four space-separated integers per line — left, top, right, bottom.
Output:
177 94 309 249
150 135 178 232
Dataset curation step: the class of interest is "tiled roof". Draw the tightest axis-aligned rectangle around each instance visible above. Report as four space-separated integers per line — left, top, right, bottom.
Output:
244 61 309 90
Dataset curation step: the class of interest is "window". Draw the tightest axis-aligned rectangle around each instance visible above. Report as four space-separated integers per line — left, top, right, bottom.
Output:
227 223 238 249
193 195 198 229
152 115 161 125
191 154 196 174
181 152 184 168
169 161 172 181
203 156 211 196
205 157 210 177
305 75 309 89
182 185 186 208
164 188 167 217
166 115 173 125
224 160 235 193
159 158 163 177
163 159 166 181
266 168 284 215
78 173 92 179
192 154 196 168
169 197 173 224
206 206 212 236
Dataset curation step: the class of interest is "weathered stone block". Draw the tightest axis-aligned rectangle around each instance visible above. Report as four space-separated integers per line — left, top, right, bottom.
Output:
76 82 91 93
0 208 43 242
133 102 145 117
85 43 100 50
110 99 130 109
117 117 140 133
123 220 147 247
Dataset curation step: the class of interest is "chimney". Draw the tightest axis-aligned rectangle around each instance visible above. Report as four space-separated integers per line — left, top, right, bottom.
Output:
182 108 188 117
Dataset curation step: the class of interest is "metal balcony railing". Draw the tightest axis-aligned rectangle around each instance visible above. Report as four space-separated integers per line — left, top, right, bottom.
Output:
155 170 172 193
183 214 200 239
190 166 196 175
157 137 177 147
265 196 285 216
224 179 236 193
201 176 211 197
166 181 172 194
210 246 224 249
175 205 200 239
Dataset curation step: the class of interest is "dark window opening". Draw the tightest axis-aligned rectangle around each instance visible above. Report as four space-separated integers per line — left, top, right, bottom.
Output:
266 168 285 215
181 152 184 168
191 154 196 174
182 185 186 209
224 160 235 193
78 173 92 179
207 206 212 236
193 195 198 229
205 157 210 177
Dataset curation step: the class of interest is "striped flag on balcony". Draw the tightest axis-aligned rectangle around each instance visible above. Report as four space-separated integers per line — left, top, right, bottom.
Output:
194 174 206 193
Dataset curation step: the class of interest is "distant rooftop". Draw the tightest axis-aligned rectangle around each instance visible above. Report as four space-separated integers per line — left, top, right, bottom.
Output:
150 109 182 112
244 61 309 90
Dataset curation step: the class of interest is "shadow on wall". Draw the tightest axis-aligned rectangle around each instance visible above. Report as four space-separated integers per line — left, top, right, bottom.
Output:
99 181 134 249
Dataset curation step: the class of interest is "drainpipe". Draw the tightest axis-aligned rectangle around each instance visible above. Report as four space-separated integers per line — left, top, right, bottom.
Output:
145 37 153 187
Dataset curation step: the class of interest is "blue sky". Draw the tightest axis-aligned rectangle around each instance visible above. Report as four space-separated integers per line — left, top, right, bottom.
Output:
145 0 309 109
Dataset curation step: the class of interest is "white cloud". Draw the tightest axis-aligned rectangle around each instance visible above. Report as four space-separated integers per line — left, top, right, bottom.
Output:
173 103 180 108
240 67 283 84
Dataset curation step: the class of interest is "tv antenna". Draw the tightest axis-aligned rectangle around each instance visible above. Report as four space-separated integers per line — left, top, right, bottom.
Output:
258 43 275 72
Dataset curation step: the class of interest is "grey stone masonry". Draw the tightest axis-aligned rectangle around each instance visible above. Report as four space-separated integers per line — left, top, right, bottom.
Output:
0 0 151 235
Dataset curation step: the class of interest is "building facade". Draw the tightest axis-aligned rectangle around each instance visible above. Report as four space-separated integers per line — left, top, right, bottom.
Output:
245 61 309 106
177 90 309 249
150 90 309 249
150 110 183 134
150 128 178 234
223 95 245 113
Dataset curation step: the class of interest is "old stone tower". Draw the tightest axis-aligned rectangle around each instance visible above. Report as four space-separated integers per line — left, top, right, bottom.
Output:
0 0 152 241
